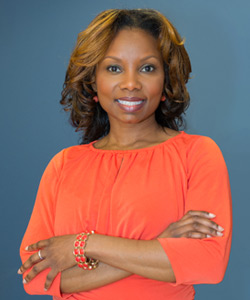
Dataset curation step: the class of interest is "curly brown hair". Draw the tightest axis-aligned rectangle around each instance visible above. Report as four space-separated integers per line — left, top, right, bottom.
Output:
60 9 192 144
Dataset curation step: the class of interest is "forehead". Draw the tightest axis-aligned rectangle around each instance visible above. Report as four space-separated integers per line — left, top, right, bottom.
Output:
104 28 161 58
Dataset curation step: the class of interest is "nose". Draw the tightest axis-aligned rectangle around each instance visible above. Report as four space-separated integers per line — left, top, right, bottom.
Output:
119 71 142 91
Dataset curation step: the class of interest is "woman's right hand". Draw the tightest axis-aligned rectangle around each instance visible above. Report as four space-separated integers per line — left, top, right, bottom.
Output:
18 234 77 291
158 210 224 239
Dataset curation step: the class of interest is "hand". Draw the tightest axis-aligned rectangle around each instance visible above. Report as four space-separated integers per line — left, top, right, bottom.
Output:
18 234 77 291
158 210 224 239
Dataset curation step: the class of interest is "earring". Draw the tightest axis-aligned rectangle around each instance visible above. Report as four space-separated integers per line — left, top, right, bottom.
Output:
93 96 99 103
161 95 166 102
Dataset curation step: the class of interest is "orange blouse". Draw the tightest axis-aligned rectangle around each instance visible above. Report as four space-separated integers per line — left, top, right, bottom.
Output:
20 132 232 300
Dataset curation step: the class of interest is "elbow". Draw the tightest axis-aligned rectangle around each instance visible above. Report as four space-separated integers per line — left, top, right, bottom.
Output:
179 242 230 285
208 272 225 284
207 261 227 284
208 241 231 284
201 252 229 284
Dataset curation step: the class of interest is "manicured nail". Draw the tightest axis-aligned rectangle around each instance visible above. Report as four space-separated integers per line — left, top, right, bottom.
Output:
23 278 27 284
25 246 29 251
44 288 48 291
217 231 223 236
17 269 22 274
207 235 211 238
218 225 224 232
208 213 216 218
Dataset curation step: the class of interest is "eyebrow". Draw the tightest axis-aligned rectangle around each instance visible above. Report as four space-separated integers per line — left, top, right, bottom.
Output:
102 55 160 62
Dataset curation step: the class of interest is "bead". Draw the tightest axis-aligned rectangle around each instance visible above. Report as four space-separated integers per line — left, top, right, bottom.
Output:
80 256 86 262
74 231 99 270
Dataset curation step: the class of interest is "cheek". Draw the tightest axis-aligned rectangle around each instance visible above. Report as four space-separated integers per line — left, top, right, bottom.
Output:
96 77 116 99
147 79 164 98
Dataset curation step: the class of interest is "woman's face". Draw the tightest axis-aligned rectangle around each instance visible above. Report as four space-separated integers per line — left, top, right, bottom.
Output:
95 28 165 126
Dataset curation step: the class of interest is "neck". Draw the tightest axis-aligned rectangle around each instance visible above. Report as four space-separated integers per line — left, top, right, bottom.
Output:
95 117 171 150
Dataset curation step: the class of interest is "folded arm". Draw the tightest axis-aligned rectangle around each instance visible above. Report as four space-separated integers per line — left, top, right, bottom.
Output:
20 209 223 293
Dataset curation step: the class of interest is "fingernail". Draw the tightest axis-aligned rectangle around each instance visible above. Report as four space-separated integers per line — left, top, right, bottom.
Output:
208 213 216 218
17 269 22 274
23 279 27 284
217 231 223 236
44 288 48 291
218 225 224 232
25 246 29 251
207 235 211 238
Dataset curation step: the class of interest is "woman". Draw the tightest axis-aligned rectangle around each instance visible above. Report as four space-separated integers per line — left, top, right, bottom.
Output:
18 9 232 300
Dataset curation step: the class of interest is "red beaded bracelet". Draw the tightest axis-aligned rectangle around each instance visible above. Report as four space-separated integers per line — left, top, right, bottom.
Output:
73 231 99 270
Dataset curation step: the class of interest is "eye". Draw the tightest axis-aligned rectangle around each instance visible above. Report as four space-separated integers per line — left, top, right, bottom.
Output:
141 64 155 73
107 65 122 73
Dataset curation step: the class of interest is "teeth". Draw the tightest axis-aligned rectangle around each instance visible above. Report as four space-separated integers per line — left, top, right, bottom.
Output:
117 99 143 106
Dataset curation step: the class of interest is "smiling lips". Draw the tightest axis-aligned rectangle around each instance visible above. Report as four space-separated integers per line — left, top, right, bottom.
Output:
116 97 145 112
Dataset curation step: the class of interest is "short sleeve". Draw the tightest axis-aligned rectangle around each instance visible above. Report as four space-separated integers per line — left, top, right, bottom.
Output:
20 150 71 298
157 136 232 285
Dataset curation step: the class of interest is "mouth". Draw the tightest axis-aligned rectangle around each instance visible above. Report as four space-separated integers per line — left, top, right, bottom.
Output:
115 97 145 112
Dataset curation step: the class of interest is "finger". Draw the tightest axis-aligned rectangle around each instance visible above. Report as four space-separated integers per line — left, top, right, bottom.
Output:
44 269 58 291
19 251 46 274
184 218 223 236
26 239 49 251
23 260 48 284
184 231 208 239
186 210 216 219
173 222 223 238
178 214 224 232
180 211 211 222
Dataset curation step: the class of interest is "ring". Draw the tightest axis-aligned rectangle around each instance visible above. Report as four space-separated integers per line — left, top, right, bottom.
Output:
38 250 43 260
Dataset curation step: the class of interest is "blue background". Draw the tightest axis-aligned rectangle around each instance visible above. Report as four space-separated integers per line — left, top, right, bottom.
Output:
1 0 249 299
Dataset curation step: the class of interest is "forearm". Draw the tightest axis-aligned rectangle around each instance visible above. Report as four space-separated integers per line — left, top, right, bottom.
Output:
60 262 131 293
86 234 176 282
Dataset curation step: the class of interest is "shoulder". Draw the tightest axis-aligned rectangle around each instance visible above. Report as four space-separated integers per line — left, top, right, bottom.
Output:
47 143 94 173
180 132 223 157
180 132 228 176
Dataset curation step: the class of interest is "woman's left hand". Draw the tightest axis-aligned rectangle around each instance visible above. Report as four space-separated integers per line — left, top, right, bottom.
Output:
18 234 77 291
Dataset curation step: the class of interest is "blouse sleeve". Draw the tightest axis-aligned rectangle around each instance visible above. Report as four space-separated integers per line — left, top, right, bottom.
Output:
157 136 232 285
20 150 71 298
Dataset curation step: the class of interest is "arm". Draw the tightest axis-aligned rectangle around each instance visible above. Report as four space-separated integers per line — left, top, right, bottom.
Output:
85 235 175 282
21 207 223 292
70 209 224 285
60 263 131 293
157 137 232 284
19 152 63 297
20 233 175 293
19 151 132 296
